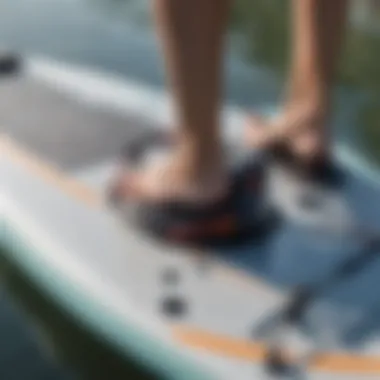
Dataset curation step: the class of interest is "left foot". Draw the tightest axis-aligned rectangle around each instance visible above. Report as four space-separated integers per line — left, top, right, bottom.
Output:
244 101 329 165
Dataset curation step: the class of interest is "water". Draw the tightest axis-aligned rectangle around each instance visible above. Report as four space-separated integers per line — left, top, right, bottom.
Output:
1 0 379 379
0 249 160 380
0 0 379 156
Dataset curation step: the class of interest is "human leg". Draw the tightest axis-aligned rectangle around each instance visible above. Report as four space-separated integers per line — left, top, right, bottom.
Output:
113 0 231 203
247 0 349 162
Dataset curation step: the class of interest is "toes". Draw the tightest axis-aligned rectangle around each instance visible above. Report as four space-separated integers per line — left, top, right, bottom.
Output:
244 114 273 148
246 114 268 130
108 171 146 205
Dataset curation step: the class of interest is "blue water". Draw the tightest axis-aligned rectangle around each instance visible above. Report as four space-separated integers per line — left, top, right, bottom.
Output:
0 289 69 380
0 251 160 380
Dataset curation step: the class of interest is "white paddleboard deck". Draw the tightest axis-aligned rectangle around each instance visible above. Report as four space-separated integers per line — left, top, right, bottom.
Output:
2 57 380 380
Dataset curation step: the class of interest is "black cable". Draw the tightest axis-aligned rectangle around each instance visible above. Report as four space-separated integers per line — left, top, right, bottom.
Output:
284 233 380 324
262 230 380 374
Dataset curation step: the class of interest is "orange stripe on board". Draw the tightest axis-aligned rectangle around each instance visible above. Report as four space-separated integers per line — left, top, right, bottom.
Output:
310 353 380 374
173 325 380 375
1 135 101 207
172 325 267 361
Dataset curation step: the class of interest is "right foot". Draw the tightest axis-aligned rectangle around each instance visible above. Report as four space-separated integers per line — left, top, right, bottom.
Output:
110 140 228 205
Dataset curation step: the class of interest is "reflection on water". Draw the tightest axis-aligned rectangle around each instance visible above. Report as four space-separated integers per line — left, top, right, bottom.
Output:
0 0 379 379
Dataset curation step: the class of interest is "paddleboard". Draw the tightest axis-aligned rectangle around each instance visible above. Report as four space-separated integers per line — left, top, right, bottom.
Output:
2 56 380 380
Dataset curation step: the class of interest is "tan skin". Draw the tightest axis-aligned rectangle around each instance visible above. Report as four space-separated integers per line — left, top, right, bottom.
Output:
113 0 348 204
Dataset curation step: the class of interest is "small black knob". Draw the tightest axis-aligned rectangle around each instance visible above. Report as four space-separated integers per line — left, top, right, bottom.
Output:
264 348 292 376
0 53 21 75
161 296 187 318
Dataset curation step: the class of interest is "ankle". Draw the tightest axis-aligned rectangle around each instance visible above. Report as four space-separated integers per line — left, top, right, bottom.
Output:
174 137 223 178
178 131 222 160
282 94 329 130
266 94 329 147
286 80 330 116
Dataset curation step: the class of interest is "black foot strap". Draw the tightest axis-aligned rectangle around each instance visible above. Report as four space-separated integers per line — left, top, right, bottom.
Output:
108 130 274 246
269 142 345 188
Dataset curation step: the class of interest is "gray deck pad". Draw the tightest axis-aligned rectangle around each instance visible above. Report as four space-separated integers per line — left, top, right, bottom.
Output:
2 57 380 380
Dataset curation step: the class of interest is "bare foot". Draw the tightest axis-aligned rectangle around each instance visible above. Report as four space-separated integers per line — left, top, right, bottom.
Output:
110 141 228 205
245 101 328 163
